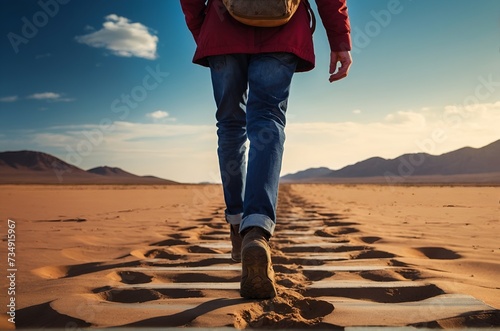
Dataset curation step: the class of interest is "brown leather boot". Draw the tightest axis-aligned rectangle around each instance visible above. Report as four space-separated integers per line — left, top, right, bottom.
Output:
230 224 242 262
240 227 277 299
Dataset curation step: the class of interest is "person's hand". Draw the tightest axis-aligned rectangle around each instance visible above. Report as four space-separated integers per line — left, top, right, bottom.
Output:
329 51 352 83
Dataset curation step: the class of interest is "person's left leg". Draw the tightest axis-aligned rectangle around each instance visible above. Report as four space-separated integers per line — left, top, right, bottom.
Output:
239 52 298 299
241 52 298 237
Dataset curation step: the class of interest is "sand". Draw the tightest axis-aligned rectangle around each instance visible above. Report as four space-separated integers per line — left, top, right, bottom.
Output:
0 184 499 329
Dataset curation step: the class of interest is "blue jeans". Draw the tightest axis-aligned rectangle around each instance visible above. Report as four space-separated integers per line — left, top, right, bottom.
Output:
208 53 298 236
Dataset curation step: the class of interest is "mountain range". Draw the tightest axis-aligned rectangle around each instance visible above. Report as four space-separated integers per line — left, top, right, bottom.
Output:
0 151 177 184
1 139 500 184
281 139 500 184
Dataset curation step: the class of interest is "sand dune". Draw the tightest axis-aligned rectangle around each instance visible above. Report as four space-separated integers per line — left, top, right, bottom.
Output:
0 184 499 329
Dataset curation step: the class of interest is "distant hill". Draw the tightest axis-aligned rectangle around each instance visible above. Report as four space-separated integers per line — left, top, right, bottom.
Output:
87 166 138 177
281 139 500 184
0 151 178 184
281 167 332 181
0 150 83 173
86 166 174 184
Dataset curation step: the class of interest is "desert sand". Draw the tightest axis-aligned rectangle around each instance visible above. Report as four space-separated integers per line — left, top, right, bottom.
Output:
0 183 499 329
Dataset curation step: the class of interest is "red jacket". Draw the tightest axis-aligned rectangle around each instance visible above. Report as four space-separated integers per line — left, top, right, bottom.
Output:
180 0 351 72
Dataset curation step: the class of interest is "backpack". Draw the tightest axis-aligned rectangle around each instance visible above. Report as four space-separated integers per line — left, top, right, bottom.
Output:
222 0 302 28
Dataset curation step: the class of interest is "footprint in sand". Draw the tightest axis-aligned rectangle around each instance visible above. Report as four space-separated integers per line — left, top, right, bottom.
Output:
150 239 190 247
323 220 359 227
95 288 163 303
273 255 329 266
282 244 367 254
358 269 407 282
94 288 205 303
188 246 224 254
107 271 153 284
351 250 397 259
314 227 360 237
304 282 445 303
414 247 462 260
194 217 214 223
359 236 382 244
395 268 423 280
302 270 335 282
200 232 228 240
108 269 239 284
32 261 141 279
172 272 239 283
142 249 184 260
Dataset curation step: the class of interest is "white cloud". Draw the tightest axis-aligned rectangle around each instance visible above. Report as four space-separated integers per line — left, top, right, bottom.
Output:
75 14 159 60
352 109 362 114
384 110 426 127
27 92 74 102
28 92 61 100
0 96 19 102
147 110 170 120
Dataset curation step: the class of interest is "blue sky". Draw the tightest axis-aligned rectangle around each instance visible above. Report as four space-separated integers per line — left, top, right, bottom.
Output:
1 0 499 183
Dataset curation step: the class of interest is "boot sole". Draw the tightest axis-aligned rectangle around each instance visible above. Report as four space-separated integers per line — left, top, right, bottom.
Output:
240 244 277 299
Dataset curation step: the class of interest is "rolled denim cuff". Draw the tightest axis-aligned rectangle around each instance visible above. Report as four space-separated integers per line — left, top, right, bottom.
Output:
240 214 276 236
226 213 243 225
